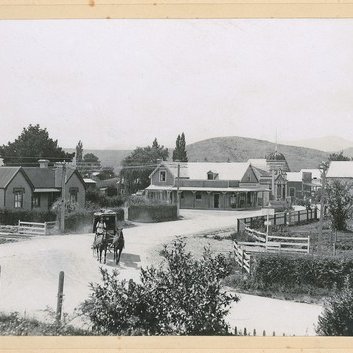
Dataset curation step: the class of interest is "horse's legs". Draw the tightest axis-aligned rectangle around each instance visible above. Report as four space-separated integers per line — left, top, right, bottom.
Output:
117 248 122 264
103 246 107 264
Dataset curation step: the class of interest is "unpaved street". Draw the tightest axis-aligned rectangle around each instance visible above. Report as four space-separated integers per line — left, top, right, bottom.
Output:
0 209 322 335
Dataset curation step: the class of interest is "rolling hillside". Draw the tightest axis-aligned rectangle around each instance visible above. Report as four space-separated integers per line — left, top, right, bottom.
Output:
66 136 329 172
185 136 329 171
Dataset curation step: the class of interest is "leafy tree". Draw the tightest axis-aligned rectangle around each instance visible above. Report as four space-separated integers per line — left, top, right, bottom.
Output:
328 151 351 161
96 167 116 180
0 124 74 166
120 138 169 195
317 277 353 335
80 238 238 335
172 133 188 162
326 179 353 231
76 140 83 162
83 153 99 163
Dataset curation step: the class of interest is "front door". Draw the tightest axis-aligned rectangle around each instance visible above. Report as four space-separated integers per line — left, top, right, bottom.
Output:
214 193 220 208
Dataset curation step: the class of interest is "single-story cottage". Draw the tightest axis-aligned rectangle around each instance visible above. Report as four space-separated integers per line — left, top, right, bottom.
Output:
0 159 86 211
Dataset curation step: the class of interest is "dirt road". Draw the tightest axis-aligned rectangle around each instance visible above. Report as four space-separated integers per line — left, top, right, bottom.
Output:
0 209 322 335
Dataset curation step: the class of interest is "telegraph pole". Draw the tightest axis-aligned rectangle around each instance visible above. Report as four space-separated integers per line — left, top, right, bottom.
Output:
176 162 180 218
318 161 329 254
60 162 66 233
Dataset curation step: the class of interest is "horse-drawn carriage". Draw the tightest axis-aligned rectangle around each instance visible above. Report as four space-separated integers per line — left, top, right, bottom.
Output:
92 209 124 264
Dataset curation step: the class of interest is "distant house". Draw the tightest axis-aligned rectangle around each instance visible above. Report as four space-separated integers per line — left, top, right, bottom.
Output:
83 178 97 191
0 159 86 211
326 161 353 184
146 161 270 210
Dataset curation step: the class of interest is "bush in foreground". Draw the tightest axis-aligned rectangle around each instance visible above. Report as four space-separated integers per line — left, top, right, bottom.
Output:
317 278 353 335
80 238 238 335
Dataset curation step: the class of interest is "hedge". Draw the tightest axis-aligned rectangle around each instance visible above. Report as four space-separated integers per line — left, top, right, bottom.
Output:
252 253 353 290
128 204 177 223
0 209 56 225
65 208 125 233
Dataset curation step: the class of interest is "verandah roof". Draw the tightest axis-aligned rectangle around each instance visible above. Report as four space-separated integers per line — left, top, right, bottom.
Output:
146 185 269 192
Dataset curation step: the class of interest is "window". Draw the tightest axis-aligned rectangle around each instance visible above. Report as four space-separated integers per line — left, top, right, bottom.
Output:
195 192 202 200
32 194 40 208
207 172 214 180
289 187 295 197
14 191 23 208
70 191 78 203
159 171 166 182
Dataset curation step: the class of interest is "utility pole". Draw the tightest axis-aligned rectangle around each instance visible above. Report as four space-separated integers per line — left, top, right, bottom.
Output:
60 162 66 233
318 161 329 254
176 162 180 218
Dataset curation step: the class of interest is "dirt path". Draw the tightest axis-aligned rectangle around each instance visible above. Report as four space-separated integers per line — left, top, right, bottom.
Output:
0 209 322 335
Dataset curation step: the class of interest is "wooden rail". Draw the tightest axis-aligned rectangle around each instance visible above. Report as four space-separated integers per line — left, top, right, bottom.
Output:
233 241 251 273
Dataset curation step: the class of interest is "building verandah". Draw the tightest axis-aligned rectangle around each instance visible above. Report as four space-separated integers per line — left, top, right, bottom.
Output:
145 186 269 210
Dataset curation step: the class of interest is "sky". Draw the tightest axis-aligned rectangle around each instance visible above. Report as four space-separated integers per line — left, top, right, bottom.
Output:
1 19 353 150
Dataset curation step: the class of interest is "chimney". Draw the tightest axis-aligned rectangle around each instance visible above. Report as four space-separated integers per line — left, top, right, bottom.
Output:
38 159 49 168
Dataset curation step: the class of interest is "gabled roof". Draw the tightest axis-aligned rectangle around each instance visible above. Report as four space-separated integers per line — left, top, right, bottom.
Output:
0 167 22 188
248 159 269 171
327 161 353 178
22 167 56 188
252 166 270 180
154 162 252 181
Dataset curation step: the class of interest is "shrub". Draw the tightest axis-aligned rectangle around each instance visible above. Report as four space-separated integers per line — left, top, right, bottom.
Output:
80 238 238 335
251 253 353 291
128 204 177 223
317 278 353 335
86 190 124 208
0 209 56 225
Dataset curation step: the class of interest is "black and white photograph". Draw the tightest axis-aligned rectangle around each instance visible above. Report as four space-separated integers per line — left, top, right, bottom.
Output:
0 18 353 337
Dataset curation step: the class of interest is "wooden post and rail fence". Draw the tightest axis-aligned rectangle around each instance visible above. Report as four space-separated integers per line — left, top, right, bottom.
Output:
0 220 59 236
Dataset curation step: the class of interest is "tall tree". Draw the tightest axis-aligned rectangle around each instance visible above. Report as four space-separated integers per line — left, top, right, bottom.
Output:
83 153 100 163
172 132 188 162
329 151 351 161
0 124 74 166
326 179 353 231
76 140 83 162
120 138 169 195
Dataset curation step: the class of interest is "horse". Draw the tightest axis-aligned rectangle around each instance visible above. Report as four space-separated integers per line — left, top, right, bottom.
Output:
112 229 125 264
93 232 108 264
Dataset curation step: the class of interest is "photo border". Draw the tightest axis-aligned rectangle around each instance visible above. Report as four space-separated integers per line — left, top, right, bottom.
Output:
1 0 353 351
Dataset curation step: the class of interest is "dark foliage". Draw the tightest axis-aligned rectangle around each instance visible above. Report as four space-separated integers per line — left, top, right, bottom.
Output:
80 239 238 335
172 132 188 162
0 208 56 225
128 204 177 222
0 124 74 165
120 138 169 195
317 278 353 335
328 151 351 161
326 180 353 231
251 253 353 291
85 189 124 208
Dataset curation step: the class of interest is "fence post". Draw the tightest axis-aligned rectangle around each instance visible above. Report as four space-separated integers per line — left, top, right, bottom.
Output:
307 236 310 254
253 329 256 336
314 207 318 220
274 213 277 226
18 220 21 234
298 211 300 223
234 326 238 336
263 330 266 336
284 212 287 226
244 327 247 336
241 250 244 274
56 271 65 325
44 222 47 235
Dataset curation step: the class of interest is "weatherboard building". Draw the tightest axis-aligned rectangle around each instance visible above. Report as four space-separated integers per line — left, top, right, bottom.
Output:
145 161 271 210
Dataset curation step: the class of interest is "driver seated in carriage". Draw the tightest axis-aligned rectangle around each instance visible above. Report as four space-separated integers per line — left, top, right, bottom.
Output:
93 215 106 246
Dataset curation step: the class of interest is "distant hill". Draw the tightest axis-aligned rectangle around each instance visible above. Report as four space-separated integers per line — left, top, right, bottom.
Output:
65 136 330 173
342 147 353 158
185 136 329 171
282 135 353 153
